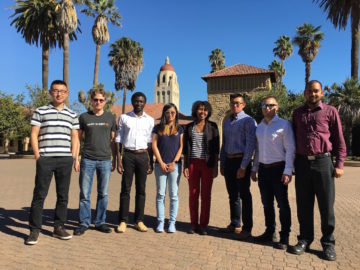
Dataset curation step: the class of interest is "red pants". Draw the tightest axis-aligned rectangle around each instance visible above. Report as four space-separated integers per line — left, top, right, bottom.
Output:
188 159 214 229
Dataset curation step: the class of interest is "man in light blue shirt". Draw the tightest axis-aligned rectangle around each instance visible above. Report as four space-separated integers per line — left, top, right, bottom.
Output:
251 95 295 250
220 93 256 240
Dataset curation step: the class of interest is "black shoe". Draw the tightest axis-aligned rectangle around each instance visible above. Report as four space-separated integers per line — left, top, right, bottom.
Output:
273 237 289 250
95 224 112 233
25 230 39 245
187 227 197 234
254 231 277 243
288 241 309 255
74 225 88 236
53 226 72 240
323 245 336 261
199 228 207 235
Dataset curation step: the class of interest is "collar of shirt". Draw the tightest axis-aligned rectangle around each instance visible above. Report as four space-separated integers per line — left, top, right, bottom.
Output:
49 102 69 111
130 110 148 118
261 114 279 125
304 101 324 111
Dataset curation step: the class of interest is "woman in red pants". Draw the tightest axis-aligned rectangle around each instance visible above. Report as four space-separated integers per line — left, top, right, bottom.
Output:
183 100 219 235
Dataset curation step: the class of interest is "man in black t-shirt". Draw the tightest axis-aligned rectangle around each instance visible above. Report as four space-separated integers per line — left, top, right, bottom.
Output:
73 88 117 236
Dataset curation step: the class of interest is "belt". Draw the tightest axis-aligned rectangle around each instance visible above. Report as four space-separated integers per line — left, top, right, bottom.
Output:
124 148 148 154
297 152 331 161
259 161 285 168
226 153 244 159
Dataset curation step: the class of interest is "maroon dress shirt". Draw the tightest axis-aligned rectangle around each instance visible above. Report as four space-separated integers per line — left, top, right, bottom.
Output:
292 101 346 169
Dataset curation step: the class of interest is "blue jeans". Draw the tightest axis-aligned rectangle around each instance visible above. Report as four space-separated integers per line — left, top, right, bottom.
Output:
155 162 181 223
79 158 111 227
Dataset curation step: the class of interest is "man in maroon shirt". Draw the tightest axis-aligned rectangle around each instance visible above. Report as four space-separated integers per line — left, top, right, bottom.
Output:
289 80 346 261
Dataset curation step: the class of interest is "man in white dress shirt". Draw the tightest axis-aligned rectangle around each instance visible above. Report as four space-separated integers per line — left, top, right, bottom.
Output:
251 95 295 250
115 92 154 233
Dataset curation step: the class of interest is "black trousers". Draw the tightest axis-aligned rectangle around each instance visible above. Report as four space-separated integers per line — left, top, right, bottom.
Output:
224 157 253 232
258 163 291 239
294 155 335 246
119 152 149 223
29 156 73 231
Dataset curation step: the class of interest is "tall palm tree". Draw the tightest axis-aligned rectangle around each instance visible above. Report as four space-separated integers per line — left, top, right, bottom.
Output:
273 35 293 84
268 60 285 84
292 23 324 86
209 48 225 73
108 37 144 114
326 77 360 151
56 0 79 94
81 0 121 87
313 0 360 80
10 0 76 91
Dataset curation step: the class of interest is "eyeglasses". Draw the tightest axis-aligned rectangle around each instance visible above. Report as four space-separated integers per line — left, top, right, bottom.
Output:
165 111 176 115
51 90 68 95
93 98 105 103
230 101 243 106
261 103 277 109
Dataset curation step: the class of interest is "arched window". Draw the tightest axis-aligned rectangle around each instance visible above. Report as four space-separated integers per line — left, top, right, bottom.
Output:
162 75 166 83
157 91 160 103
167 91 170 103
162 91 165 103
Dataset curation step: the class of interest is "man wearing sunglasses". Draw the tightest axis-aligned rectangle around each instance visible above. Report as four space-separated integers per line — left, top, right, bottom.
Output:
73 88 117 236
220 93 256 240
251 96 295 250
289 80 346 261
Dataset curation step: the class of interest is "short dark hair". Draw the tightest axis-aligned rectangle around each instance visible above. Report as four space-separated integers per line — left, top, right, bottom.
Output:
230 93 245 102
131 92 147 103
261 95 278 103
306 80 322 90
50 80 67 89
191 100 212 119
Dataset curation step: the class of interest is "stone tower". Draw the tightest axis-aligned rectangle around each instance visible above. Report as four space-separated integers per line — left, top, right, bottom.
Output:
154 56 180 110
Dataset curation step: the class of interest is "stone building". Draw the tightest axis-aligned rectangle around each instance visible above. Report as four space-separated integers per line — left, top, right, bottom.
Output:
154 56 180 110
202 63 276 138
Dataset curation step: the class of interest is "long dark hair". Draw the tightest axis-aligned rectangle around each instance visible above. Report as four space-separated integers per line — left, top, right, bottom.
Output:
158 103 179 135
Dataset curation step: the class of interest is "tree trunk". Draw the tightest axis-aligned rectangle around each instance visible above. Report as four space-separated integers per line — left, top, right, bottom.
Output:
121 87 127 115
93 44 100 88
351 4 359 81
280 59 284 85
42 46 49 91
305 62 311 86
63 33 70 106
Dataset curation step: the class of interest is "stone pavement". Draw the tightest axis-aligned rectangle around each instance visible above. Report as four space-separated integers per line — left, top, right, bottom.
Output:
0 159 359 270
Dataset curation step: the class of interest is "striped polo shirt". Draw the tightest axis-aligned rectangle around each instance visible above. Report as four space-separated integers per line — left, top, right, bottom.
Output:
31 103 80 157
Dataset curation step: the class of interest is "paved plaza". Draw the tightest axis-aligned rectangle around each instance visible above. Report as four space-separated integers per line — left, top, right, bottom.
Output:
0 159 359 270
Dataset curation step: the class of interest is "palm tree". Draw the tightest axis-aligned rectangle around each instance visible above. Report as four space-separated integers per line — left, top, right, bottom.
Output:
108 37 144 114
292 23 324 86
10 0 76 91
209 48 225 73
273 35 293 84
56 0 79 93
268 60 285 84
313 0 360 80
325 77 360 151
81 0 121 87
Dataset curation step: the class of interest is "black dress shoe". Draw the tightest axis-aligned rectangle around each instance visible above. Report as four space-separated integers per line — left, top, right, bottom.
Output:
323 245 336 261
95 224 112 233
187 227 197 234
74 225 88 236
288 241 309 255
254 231 277 243
273 237 289 250
199 228 207 235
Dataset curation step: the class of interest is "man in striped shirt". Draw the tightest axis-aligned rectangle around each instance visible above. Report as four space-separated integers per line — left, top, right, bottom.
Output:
25 80 79 245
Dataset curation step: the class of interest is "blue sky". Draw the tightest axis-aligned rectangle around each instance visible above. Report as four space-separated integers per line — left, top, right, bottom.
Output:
0 0 352 114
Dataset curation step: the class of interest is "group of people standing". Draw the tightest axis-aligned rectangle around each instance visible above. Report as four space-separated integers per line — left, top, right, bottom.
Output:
25 79 346 262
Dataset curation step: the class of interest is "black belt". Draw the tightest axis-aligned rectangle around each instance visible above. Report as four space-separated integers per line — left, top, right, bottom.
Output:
259 161 285 168
226 153 243 159
297 152 331 161
124 148 147 154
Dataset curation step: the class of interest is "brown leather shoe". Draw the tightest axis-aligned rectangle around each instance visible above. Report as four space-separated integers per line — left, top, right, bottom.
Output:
235 230 251 240
221 224 242 234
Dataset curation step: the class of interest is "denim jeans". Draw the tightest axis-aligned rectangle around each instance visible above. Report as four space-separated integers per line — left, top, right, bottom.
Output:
155 162 181 223
258 163 291 239
79 158 111 227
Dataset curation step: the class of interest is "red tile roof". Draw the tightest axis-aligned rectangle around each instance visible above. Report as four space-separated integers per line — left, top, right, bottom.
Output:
111 103 192 125
202 63 276 82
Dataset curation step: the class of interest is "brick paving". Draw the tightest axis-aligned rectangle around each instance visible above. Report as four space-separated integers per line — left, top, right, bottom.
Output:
0 159 359 270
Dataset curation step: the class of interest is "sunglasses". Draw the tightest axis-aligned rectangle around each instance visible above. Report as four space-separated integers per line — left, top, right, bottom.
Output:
93 98 105 103
261 103 277 109
230 101 243 106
